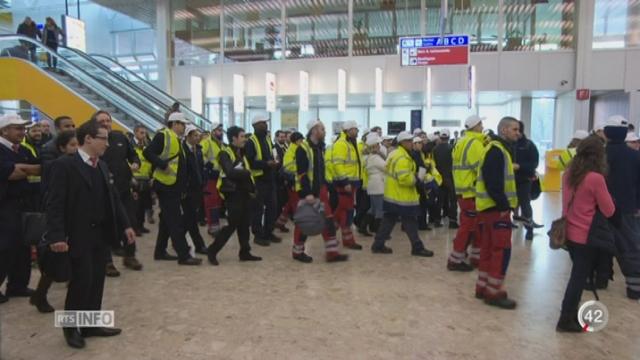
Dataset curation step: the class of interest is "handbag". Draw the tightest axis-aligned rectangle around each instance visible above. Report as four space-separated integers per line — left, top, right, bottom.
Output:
548 191 575 250
21 212 47 246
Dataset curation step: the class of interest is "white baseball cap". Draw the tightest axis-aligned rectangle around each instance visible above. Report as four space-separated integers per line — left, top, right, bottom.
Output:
0 114 31 129
366 134 382 146
396 131 413 143
604 115 628 128
464 115 485 129
382 135 394 141
428 133 439 142
307 120 323 132
440 129 451 138
412 128 424 136
167 112 189 124
572 130 589 140
412 136 423 143
251 114 269 125
626 132 639 142
342 121 358 131
211 122 222 130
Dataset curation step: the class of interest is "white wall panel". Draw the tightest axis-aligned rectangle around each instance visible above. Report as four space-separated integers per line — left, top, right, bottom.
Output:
591 50 626 90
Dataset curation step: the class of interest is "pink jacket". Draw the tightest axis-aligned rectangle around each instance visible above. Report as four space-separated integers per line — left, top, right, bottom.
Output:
562 171 615 244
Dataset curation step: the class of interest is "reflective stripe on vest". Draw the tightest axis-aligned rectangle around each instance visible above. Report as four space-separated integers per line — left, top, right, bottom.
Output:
133 147 152 180
453 132 485 197
216 146 254 199
475 140 518 211
332 133 361 182
248 134 273 178
383 146 419 207
282 143 299 176
21 139 41 183
295 141 314 192
152 128 181 186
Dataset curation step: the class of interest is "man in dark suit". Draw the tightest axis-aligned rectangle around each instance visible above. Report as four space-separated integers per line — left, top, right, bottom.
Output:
94 110 142 274
45 120 136 349
182 125 207 254
0 114 40 304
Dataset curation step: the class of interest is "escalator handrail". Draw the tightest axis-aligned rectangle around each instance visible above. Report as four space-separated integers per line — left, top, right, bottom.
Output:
89 53 210 129
0 34 164 131
58 46 171 123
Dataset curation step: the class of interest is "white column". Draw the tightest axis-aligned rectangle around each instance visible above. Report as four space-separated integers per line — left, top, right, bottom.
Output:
520 97 532 138
155 0 171 93
629 91 640 130
573 0 596 131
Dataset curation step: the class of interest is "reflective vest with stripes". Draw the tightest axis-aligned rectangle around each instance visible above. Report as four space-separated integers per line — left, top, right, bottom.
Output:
295 140 314 192
248 133 273 178
475 140 518 211
331 132 362 183
21 139 40 183
201 137 225 173
216 146 254 199
133 147 153 180
452 131 486 198
557 147 576 171
324 145 335 183
384 146 419 207
282 142 299 177
152 128 181 186
421 153 443 185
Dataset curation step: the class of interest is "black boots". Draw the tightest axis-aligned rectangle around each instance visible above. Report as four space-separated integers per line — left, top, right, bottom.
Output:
30 276 55 313
357 214 374 237
556 312 583 333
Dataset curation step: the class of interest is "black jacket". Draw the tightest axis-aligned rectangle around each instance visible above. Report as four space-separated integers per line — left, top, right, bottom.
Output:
183 141 205 194
480 138 515 212
143 131 188 193
44 153 130 258
0 143 39 250
101 131 139 194
514 136 539 183
432 142 454 186
296 139 325 198
605 126 640 214
218 146 255 195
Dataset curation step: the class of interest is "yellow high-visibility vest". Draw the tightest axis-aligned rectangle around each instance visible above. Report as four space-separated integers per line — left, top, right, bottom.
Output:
557 148 577 171
248 134 273 178
282 142 299 176
383 146 419 207
151 128 181 186
475 140 518 211
201 137 225 172
331 132 362 183
132 147 152 180
452 131 486 198
295 140 314 192
216 146 254 199
20 139 40 183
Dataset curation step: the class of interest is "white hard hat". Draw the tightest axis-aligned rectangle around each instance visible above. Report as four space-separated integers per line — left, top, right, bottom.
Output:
251 113 269 125
167 112 189 124
306 120 323 132
412 128 424 136
0 113 31 129
604 115 628 128
366 134 382 146
396 131 413 143
464 115 485 129
428 133 439 142
342 120 358 131
185 124 200 136
211 122 222 130
412 136 423 143
440 129 451 138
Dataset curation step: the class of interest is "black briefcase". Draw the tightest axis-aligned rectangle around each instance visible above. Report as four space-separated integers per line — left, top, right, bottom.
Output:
37 245 71 283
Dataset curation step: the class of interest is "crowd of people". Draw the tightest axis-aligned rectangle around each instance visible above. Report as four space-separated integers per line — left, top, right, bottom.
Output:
1 107 639 349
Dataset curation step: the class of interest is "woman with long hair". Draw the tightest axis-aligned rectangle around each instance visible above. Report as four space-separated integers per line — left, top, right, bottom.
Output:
557 136 615 332
42 17 65 70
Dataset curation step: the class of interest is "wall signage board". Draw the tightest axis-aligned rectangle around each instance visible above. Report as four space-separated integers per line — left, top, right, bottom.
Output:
400 35 470 66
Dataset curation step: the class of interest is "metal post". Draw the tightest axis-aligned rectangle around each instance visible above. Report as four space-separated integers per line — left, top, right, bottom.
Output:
65 0 69 16
77 0 80 19
420 0 426 35
348 0 353 57
220 0 225 63
498 0 504 52
281 0 286 59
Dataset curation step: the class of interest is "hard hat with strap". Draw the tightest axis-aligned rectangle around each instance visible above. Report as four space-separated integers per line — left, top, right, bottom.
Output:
475 140 518 211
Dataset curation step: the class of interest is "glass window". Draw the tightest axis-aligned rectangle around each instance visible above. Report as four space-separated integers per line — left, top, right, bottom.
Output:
286 0 349 59
352 0 421 56
444 0 500 52
503 0 576 51
224 0 282 62
593 0 640 49
171 0 222 66
530 98 555 173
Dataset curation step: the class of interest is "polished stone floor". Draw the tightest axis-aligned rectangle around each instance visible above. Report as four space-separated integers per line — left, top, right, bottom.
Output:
1 193 639 360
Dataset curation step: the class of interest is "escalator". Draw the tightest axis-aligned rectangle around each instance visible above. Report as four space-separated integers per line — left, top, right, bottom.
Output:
89 53 210 130
1 35 170 132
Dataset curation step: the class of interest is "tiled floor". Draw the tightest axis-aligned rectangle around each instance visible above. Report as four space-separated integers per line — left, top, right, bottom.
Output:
1 193 638 360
